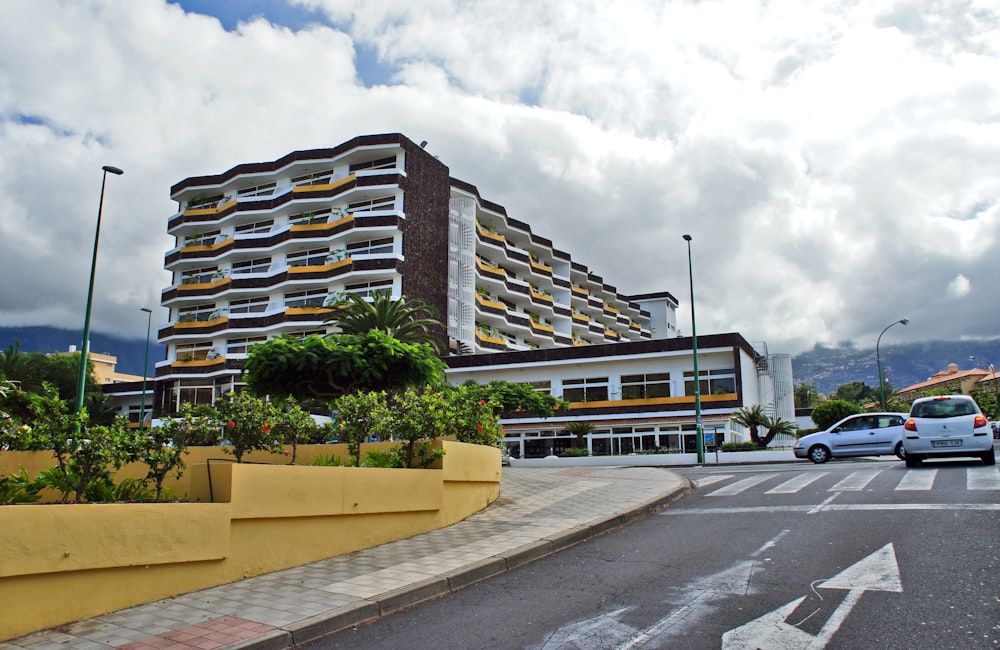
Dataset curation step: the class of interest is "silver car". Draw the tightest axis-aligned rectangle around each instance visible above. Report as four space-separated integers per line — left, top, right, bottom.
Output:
794 412 908 464
903 395 996 467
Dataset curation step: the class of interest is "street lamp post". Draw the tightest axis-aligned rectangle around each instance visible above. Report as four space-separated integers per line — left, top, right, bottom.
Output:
876 318 909 410
139 307 152 429
75 165 124 414
683 234 705 463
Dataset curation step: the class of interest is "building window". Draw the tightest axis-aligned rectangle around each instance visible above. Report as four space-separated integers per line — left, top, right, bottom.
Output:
345 279 394 298
291 169 334 186
349 156 397 172
285 289 327 309
684 368 737 396
227 336 267 355
290 207 333 226
175 342 214 362
182 230 222 247
287 248 329 267
232 257 272 275
179 267 218 285
234 219 273 235
346 237 394 256
292 329 328 340
621 373 671 400
523 380 551 395
229 296 269 314
348 195 395 213
562 377 609 402
177 303 219 322
236 182 276 198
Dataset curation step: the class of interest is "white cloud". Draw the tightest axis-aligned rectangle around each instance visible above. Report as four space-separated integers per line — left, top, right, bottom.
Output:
947 273 972 298
1 0 999 355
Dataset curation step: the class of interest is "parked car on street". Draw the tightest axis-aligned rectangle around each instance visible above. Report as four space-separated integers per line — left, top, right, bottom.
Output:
903 395 996 467
794 412 908 464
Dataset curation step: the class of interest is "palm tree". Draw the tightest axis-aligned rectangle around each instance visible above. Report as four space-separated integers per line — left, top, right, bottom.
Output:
563 421 595 449
731 405 766 446
324 290 445 352
760 415 797 449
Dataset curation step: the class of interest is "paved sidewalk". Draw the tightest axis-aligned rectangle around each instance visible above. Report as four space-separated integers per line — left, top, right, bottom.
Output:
2 466 689 650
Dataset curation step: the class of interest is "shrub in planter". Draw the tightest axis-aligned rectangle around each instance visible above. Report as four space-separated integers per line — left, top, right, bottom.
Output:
720 441 759 452
558 447 590 457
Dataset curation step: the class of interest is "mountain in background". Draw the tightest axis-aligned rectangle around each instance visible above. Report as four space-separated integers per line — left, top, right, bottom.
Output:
3 326 997 394
0 326 167 377
792 339 1000 395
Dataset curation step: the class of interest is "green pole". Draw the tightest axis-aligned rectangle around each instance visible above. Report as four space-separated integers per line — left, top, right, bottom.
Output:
75 165 124 414
875 318 908 410
683 234 705 463
139 307 152 428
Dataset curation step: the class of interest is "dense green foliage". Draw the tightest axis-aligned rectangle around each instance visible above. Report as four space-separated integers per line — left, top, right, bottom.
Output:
459 379 568 417
214 392 285 462
324 290 445 352
243 331 446 401
332 387 504 468
810 399 862 430
829 381 878 405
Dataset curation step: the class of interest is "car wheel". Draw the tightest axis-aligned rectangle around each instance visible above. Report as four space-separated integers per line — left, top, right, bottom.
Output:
808 445 830 464
982 448 996 466
894 442 906 460
905 454 921 468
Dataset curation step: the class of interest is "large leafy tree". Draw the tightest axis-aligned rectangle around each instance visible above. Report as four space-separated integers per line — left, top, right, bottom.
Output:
458 379 568 418
325 290 445 352
243 330 446 401
829 381 878 406
793 382 823 408
810 399 862 430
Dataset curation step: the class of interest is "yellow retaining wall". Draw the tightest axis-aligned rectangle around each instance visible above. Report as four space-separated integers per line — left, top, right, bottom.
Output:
0 441 501 641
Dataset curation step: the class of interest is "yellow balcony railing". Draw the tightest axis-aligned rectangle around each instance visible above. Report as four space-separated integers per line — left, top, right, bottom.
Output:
475 293 507 311
289 214 354 232
183 198 237 217
476 221 506 244
291 173 357 194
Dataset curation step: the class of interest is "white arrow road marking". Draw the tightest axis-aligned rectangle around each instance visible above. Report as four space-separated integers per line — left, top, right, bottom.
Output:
540 558 761 649
722 543 902 649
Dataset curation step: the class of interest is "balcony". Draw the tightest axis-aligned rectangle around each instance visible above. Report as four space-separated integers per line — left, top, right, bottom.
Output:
476 221 506 245
291 173 356 195
289 213 353 233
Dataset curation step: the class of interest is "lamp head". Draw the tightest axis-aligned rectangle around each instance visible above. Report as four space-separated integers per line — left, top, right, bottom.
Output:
140 307 152 314
682 234 692 242
102 165 124 175
899 318 909 325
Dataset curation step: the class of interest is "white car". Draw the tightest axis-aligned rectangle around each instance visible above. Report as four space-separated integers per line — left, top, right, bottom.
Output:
794 412 908 464
903 395 996 467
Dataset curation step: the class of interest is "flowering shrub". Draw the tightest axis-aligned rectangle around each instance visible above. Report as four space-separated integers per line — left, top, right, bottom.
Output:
333 390 389 466
213 392 284 462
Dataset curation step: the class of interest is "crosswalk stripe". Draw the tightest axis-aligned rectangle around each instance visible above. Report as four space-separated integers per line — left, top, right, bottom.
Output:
895 469 937 491
967 466 1000 490
829 470 882 491
765 472 828 494
707 473 777 496
693 475 734 488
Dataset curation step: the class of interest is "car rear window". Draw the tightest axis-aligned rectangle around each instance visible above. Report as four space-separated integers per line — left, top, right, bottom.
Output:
911 399 977 418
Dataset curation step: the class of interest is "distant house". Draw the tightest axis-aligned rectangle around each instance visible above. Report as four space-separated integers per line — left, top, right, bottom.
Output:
895 363 999 403
52 346 147 384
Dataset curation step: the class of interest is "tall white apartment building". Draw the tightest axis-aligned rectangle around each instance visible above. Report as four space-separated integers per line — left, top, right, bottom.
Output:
153 133 682 414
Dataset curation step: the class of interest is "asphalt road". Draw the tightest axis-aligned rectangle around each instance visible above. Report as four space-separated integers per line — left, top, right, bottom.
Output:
308 456 1000 649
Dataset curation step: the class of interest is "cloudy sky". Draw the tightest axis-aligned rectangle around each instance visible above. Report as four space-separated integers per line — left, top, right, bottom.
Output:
1 0 998 356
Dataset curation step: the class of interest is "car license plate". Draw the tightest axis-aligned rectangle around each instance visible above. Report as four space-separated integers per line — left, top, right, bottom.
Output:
931 439 962 448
